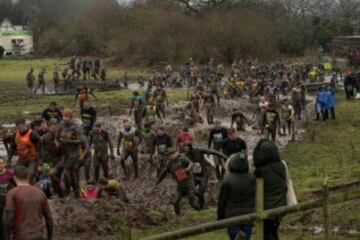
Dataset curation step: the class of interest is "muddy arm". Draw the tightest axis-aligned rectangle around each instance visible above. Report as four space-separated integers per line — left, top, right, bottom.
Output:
192 147 228 160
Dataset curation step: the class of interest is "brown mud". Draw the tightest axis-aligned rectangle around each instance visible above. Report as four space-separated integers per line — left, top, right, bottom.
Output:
51 97 312 239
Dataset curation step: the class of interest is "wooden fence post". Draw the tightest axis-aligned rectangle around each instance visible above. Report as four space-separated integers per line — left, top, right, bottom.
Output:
256 178 264 240
322 178 331 240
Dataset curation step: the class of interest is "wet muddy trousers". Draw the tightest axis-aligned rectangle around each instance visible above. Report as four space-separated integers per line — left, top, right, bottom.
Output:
133 109 143 129
156 103 166 119
214 157 224 180
265 128 277 142
282 120 293 135
205 107 214 124
51 166 64 198
64 157 80 198
77 158 91 183
120 150 139 178
194 176 208 209
93 155 109 182
174 187 201 215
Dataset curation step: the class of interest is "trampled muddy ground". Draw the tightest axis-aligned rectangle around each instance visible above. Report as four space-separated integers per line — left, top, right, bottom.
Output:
50 97 312 240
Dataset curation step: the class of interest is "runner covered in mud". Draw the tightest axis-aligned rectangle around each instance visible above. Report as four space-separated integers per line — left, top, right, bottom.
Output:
231 109 248 131
208 120 228 180
291 82 303 121
97 178 128 203
156 147 201 215
117 120 140 180
183 142 227 209
263 105 281 141
257 96 269 133
53 68 60 92
2 129 16 161
130 91 145 129
26 68 35 92
142 100 159 126
190 88 201 113
89 123 115 182
222 128 247 159
176 128 193 152
77 140 91 184
139 123 155 156
153 126 172 176
11 118 42 184
57 110 84 198
280 99 294 136
34 68 46 94
153 87 169 120
81 100 97 137
74 84 98 111
41 120 63 197
42 101 62 123
202 91 216 124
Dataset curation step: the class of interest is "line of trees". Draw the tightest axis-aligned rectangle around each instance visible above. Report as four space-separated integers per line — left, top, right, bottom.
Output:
0 0 359 65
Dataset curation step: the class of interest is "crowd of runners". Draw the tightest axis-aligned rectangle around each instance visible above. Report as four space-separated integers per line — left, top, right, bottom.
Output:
1 56 359 240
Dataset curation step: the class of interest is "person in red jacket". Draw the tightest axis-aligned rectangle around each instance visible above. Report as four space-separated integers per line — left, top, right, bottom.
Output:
176 128 193 152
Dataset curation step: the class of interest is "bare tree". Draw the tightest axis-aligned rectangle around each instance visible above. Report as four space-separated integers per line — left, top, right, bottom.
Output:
335 0 360 21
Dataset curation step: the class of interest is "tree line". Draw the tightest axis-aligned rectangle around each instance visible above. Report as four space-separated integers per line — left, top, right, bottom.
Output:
0 0 359 65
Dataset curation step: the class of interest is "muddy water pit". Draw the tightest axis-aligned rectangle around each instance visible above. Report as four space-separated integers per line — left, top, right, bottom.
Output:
1 97 312 239
89 98 309 212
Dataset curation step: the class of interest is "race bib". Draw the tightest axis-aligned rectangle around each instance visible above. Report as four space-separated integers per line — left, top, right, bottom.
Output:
158 144 166 153
213 133 223 143
124 140 134 150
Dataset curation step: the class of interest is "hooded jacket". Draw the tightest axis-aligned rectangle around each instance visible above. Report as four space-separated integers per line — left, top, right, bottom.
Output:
253 139 287 213
217 153 255 220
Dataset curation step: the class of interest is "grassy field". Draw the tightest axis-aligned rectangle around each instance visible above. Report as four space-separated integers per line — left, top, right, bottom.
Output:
0 59 359 239
0 58 186 126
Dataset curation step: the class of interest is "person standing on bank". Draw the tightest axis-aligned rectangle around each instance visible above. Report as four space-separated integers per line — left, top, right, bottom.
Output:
253 139 287 240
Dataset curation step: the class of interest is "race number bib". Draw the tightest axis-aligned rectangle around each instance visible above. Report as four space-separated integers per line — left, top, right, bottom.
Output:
158 144 166 153
213 133 223 143
124 140 134 150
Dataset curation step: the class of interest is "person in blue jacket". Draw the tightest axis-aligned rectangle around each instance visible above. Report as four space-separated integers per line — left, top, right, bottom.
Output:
318 83 336 121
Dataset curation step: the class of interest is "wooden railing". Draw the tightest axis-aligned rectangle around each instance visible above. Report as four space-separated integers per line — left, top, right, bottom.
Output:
142 179 360 240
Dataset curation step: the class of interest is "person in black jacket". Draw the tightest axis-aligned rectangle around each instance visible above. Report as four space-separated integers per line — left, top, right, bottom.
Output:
152 126 172 176
42 102 62 123
217 152 255 240
253 139 287 240
208 120 228 180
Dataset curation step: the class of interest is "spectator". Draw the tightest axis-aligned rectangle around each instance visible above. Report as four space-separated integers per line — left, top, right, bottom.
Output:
253 139 287 240
217 152 255 240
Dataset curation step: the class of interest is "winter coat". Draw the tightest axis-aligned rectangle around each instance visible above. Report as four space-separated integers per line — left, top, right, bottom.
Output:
217 153 255 220
253 139 287 215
